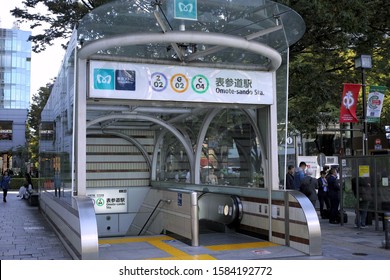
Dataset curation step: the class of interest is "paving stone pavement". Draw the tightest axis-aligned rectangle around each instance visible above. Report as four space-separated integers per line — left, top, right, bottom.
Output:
0 192 72 260
1 191 389 260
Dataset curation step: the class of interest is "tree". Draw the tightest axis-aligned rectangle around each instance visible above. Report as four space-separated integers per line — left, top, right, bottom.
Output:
12 0 390 152
27 83 52 168
10 0 107 52
276 0 390 138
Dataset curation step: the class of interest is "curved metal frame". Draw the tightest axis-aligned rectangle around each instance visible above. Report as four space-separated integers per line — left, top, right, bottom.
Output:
78 31 282 71
194 108 223 184
287 191 322 255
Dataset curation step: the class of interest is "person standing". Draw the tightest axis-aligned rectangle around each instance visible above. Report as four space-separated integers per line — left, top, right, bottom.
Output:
300 170 318 207
206 168 218 185
293 161 307 190
317 171 330 218
327 168 341 224
352 177 372 228
285 165 295 190
1 170 12 202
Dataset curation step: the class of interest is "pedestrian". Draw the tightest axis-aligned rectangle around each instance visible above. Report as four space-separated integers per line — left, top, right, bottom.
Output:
285 165 295 190
327 168 341 224
1 170 12 202
206 168 218 185
317 170 330 218
17 172 34 199
293 161 307 190
352 177 372 228
300 170 318 207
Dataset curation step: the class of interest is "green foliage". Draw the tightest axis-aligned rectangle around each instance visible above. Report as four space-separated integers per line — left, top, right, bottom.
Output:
8 177 41 190
27 83 52 167
276 0 390 136
11 0 390 149
10 0 108 52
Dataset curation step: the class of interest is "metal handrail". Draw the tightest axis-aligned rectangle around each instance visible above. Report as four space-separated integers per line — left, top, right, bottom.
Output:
138 199 171 236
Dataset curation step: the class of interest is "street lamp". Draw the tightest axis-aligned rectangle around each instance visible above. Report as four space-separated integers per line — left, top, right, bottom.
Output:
355 54 372 155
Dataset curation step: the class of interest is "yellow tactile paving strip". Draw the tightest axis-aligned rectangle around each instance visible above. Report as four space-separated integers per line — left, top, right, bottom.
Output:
99 235 174 244
99 235 279 260
205 241 278 251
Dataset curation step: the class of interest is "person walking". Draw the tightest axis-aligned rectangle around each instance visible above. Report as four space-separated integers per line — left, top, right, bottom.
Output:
317 170 330 218
327 168 341 224
1 170 12 202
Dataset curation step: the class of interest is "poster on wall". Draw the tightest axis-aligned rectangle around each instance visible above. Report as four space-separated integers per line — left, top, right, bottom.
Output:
87 188 127 214
88 60 274 105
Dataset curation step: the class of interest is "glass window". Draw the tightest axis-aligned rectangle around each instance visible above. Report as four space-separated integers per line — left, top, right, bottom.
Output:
40 122 55 141
0 121 13 140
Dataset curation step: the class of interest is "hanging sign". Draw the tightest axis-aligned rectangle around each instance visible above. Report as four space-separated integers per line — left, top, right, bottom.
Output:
367 85 386 123
89 60 274 105
174 0 197 21
339 83 361 123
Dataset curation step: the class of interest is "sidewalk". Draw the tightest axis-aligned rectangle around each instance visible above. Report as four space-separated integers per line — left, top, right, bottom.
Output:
0 191 389 260
309 210 390 260
0 191 72 260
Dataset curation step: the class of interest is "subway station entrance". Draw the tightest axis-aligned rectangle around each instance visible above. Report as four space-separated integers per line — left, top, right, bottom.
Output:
37 0 319 259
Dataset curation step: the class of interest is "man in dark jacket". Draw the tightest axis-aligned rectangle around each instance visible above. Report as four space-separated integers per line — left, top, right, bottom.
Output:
286 165 295 190
317 171 330 218
327 168 341 224
300 170 318 207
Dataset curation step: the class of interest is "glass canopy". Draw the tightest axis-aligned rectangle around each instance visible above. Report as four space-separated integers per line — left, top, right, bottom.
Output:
77 0 305 69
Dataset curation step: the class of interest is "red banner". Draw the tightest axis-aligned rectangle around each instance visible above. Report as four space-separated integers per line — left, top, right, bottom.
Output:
339 83 361 123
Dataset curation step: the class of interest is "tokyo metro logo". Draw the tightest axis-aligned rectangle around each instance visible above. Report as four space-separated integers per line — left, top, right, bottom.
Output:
94 68 136 91
94 69 115 90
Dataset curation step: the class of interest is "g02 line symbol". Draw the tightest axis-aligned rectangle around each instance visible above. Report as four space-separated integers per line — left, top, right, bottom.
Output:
170 73 189 93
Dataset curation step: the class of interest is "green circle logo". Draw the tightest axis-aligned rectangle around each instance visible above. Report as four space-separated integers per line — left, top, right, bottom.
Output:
191 75 209 94
96 198 105 207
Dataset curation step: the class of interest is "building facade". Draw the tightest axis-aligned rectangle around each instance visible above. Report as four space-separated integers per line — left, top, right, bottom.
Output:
0 26 31 173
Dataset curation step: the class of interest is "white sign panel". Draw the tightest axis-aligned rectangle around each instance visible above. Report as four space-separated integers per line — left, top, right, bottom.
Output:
87 188 127 214
89 60 274 105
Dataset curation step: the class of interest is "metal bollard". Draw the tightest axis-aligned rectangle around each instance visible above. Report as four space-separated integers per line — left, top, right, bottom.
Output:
385 212 390 249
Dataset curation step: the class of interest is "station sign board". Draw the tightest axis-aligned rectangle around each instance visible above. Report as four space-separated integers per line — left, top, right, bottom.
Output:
87 188 127 214
89 60 274 105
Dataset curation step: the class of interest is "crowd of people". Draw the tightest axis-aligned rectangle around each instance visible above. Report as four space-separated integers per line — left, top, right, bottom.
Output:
286 161 368 226
286 161 348 224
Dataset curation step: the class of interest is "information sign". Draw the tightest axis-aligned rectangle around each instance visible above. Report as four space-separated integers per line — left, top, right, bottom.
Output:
87 188 127 214
89 60 274 105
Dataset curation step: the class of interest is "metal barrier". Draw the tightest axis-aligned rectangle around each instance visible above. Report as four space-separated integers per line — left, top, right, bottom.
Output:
152 181 322 256
340 154 390 230
384 212 390 249
39 192 99 259
128 187 199 246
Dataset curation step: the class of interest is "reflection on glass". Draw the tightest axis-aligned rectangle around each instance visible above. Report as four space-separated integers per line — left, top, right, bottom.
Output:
157 109 264 187
39 48 75 204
